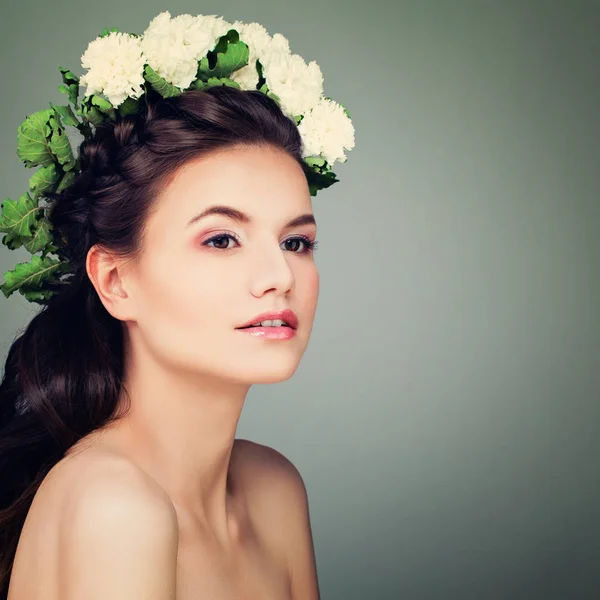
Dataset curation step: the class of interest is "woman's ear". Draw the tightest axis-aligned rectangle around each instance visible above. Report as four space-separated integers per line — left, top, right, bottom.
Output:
86 244 136 321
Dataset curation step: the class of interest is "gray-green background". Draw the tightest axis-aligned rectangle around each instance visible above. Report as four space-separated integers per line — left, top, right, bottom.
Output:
1 1 599 598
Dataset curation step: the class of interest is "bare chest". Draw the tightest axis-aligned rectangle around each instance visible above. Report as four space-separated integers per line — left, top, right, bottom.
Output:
175 527 291 600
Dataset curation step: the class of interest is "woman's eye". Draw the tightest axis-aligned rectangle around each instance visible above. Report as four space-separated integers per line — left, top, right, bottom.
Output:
204 234 238 250
283 237 314 253
203 234 317 253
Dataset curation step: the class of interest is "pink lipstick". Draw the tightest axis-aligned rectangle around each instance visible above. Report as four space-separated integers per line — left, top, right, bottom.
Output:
236 308 298 340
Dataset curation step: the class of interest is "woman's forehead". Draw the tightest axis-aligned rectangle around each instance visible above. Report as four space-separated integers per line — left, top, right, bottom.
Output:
153 145 311 222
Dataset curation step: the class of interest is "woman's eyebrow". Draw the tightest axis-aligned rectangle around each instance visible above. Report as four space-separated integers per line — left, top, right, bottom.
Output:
187 204 316 228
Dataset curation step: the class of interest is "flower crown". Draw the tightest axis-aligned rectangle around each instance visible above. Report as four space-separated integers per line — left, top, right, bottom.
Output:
0 11 355 305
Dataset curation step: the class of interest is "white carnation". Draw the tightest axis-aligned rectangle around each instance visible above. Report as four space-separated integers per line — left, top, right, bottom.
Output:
264 33 291 57
141 11 233 90
297 97 356 165
229 21 273 90
204 14 234 40
79 31 146 107
263 51 324 117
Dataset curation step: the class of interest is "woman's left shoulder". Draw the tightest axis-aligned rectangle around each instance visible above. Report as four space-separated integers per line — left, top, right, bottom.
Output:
232 439 320 599
232 438 308 497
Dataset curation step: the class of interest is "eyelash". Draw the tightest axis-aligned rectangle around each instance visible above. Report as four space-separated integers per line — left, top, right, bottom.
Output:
203 232 319 254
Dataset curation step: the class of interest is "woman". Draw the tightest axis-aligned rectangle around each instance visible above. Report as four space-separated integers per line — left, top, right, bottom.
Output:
1 86 323 599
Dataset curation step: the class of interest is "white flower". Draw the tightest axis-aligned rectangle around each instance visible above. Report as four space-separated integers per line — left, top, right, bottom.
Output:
228 25 321 117
297 97 356 165
264 33 291 57
141 11 233 90
79 31 146 107
262 51 324 117
228 21 273 90
204 14 234 40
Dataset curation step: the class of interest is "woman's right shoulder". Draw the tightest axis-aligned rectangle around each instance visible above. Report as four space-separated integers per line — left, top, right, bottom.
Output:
44 443 178 526
33 446 179 598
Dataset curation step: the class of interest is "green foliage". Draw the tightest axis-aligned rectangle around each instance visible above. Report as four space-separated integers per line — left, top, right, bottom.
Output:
204 77 241 89
17 109 55 168
91 95 117 120
197 29 249 81
100 27 119 38
57 68 93 138
51 104 80 128
58 66 80 108
308 170 339 196
0 193 40 238
22 219 52 254
55 170 76 194
304 157 339 196
0 193 42 250
47 112 76 171
258 82 281 106
16 108 76 172
256 58 266 90
29 163 60 197
118 96 140 116
0 254 69 302
144 65 182 98
78 95 106 126
77 94 119 125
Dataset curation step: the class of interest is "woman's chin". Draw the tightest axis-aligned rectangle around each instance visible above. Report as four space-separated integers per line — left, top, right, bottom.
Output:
241 363 300 384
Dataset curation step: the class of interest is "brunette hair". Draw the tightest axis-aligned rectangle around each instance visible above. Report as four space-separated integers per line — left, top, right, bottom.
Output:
0 85 311 597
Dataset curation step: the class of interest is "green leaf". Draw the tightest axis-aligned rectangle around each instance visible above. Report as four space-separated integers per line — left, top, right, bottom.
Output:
58 66 80 107
292 115 303 125
267 91 280 105
55 169 76 193
0 254 69 301
257 80 281 105
48 113 76 171
52 101 91 140
78 95 105 126
118 96 140 116
100 27 118 38
79 99 106 127
204 77 241 89
16 109 55 168
0 193 40 240
29 163 60 197
21 288 57 303
91 95 117 120
1 231 24 251
143 65 182 98
197 29 249 81
304 156 327 169
51 104 80 128
256 59 266 89
307 169 339 197
22 218 52 254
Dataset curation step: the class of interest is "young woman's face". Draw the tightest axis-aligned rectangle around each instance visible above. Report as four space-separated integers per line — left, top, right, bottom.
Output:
124 143 320 384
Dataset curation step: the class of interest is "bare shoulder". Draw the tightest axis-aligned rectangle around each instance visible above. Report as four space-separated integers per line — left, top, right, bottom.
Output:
233 439 320 600
233 438 307 493
232 438 311 521
25 447 178 599
42 444 178 529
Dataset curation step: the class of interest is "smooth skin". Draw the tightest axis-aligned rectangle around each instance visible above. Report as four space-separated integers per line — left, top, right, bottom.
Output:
7 143 321 600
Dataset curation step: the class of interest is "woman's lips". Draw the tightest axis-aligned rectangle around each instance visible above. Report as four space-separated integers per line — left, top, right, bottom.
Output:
236 325 296 339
